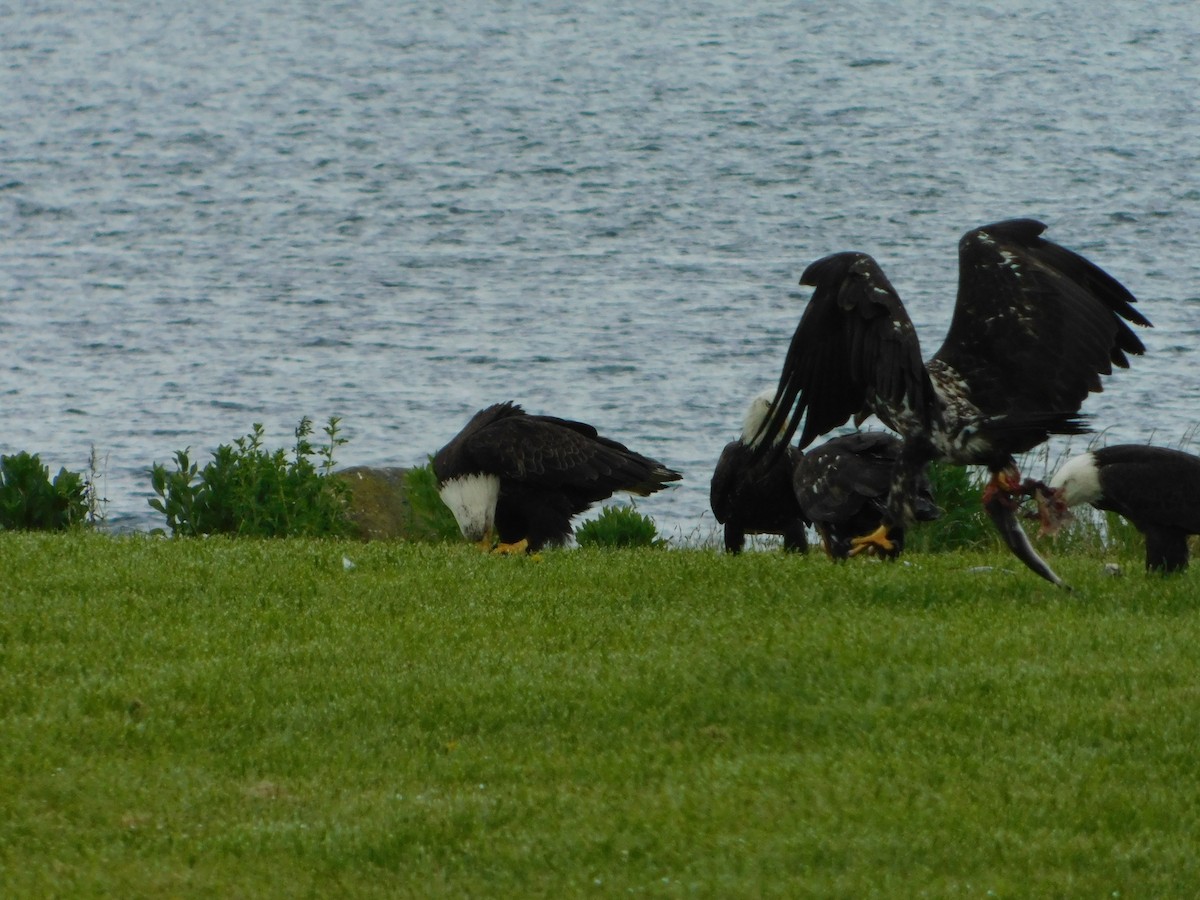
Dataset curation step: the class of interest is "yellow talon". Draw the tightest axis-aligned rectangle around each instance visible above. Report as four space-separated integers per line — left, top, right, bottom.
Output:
492 538 529 556
849 524 895 557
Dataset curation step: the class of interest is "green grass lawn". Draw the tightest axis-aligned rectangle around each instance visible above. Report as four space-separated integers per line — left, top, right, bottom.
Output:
2 533 1199 897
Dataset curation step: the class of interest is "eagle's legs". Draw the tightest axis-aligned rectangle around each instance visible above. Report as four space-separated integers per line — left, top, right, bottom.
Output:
815 524 838 559
848 524 896 557
848 461 1029 560
848 435 938 559
469 527 530 555
492 538 530 555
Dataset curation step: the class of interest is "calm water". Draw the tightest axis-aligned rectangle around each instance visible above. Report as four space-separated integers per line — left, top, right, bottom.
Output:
2 1 1198 539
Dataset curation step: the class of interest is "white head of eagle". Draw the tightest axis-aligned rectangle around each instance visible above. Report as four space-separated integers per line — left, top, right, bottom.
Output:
438 472 502 542
1047 451 1102 507
741 388 782 444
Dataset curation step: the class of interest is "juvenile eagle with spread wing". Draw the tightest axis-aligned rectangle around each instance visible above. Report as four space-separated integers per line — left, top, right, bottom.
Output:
752 218 1151 587
433 402 682 552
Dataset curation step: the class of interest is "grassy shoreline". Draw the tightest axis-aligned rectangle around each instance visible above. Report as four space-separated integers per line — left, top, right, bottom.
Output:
2 533 1198 896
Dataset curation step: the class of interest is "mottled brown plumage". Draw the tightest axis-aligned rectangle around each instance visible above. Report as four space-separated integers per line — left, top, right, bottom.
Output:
794 432 939 559
753 219 1150 587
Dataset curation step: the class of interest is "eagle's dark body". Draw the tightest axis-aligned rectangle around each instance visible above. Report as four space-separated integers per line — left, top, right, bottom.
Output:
753 218 1151 587
795 432 940 559
433 402 681 551
1047 444 1200 573
710 389 809 553
710 441 808 554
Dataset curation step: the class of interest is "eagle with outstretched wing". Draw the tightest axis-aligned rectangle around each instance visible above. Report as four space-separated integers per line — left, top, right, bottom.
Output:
753 218 1151 587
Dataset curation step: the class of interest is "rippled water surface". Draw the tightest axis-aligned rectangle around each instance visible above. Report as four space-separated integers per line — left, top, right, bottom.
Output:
2 1 1198 538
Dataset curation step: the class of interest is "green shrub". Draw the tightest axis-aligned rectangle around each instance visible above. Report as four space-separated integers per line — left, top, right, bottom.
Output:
404 461 464 542
575 504 666 549
0 452 90 531
905 462 993 553
149 417 351 537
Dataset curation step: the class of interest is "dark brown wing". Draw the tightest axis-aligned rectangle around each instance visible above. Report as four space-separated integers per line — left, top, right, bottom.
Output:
1093 445 1200 534
708 441 741 524
436 403 680 499
754 252 934 454
932 219 1150 417
522 414 681 497
793 432 900 521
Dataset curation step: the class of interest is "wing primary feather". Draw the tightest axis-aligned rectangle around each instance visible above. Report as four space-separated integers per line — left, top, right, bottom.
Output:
934 219 1151 419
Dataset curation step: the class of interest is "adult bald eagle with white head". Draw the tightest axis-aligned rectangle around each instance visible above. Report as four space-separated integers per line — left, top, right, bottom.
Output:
1038 444 1200 573
752 218 1151 588
433 402 681 553
709 388 809 553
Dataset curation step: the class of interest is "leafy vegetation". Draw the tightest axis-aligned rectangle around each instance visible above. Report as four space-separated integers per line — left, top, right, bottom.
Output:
575 503 666 548
148 417 351 537
2 533 1200 897
0 451 90 531
404 460 464 542
905 461 991 553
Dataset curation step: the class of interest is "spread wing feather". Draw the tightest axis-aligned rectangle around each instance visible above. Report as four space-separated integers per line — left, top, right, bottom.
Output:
755 252 933 453
932 219 1150 417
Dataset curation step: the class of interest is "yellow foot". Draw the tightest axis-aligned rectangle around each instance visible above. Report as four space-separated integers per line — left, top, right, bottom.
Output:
491 538 529 556
849 524 895 557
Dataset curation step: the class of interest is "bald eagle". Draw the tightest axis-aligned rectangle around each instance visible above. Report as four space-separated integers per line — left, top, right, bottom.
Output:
1038 444 1200 573
710 389 809 554
795 431 940 559
432 402 682 552
752 218 1150 588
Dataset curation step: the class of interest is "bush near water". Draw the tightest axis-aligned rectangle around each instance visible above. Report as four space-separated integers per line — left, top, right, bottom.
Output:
0 450 91 531
0 415 1176 556
149 417 352 538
